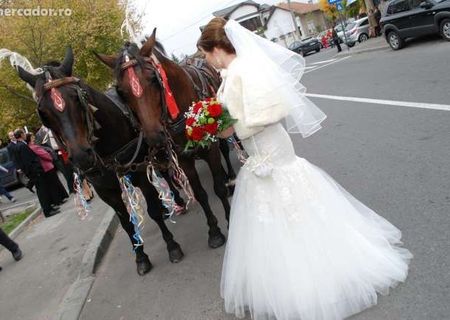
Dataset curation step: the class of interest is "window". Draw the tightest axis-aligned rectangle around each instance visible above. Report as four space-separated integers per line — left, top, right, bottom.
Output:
410 0 424 8
307 21 316 34
346 22 357 31
240 17 262 31
360 19 369 26
387 0 411 14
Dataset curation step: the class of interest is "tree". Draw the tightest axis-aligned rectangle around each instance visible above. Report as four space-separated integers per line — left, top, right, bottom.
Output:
0 0 128 139
319 0 339 22
346 0 364 18
171 54 180 64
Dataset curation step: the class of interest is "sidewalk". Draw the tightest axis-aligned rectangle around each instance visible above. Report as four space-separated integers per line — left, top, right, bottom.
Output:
0 184 39 219
338 36 390 56
0 194 117 320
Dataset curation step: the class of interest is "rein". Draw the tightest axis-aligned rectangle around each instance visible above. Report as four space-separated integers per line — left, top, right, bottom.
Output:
38 75 146 175
120 54 181 124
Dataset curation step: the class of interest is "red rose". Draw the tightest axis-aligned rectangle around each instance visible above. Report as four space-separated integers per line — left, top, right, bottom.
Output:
208 103 222 117
204 123 218 135
191 126 205 141
186 117 195 127
205 97 212 102
193 102 203 113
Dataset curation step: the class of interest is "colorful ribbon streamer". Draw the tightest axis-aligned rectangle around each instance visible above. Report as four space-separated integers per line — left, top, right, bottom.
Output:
168 145 196 208
73 172 91 220
118 174 145 249
146 165 178 223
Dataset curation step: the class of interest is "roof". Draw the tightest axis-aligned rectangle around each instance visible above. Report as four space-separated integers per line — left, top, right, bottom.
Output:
276 2 321 14
264 5 291 26
260 3 271 11
213 0 260 18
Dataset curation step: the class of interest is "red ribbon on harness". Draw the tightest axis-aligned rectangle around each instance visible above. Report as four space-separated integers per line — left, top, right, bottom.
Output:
126 67 143 98
50 88 65 112
153 61 180 120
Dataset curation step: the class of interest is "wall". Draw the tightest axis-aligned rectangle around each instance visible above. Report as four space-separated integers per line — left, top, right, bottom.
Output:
264 8 299 47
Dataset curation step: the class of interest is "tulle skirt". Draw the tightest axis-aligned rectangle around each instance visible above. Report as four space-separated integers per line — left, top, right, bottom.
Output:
221 125 412 320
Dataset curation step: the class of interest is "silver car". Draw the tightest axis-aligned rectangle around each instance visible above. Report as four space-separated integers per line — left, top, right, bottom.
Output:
344 17 370 47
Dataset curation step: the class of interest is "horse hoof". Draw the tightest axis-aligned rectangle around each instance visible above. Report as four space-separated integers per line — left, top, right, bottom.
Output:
208 232 226 249
136 259 153 276
169 247 185 263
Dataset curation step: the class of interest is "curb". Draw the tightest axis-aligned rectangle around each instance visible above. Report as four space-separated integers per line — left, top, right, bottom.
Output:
337 45 390 57
54 208 119 320
9 205 41 240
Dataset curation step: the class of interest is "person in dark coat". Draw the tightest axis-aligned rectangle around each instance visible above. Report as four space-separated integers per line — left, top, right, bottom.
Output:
13 129 60 217
0 227 23 271
332 26 342 52
6 131 18 166
7 130 34 193
26 133 68 208
35 125 75 194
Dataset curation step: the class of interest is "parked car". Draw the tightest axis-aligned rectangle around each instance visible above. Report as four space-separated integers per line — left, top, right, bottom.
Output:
380 0 450 50
0 147 26 188
334 24 345 43
344 17 370 47
288 38 321 56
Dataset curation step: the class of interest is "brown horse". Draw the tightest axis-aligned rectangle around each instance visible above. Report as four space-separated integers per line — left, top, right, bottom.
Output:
17 49 184 275
95 30 231 248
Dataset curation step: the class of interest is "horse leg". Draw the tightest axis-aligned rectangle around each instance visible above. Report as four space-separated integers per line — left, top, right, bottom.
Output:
132 175 184 263
205 144 231 224
219 138 236 181
180 157 226 248
90 177 153 276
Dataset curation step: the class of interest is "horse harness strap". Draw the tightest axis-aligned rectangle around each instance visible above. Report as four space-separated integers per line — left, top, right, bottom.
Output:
39 75 147 175
182 66 210 100
120 55 181 122
43 76 80 90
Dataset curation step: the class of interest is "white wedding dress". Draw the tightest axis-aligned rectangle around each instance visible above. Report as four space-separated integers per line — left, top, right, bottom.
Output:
221 123 412 320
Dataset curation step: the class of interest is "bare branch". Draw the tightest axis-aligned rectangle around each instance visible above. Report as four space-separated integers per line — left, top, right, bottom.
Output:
0 80 35 102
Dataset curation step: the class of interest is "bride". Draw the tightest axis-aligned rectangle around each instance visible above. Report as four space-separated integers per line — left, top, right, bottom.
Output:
197 18 412 320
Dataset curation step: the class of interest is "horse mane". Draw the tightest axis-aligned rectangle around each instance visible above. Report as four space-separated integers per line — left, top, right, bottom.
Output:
42 60 66 79
154 41 167 57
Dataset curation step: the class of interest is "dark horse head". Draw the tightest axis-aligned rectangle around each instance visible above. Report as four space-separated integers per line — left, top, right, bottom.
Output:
17 48 106 172
94 29 198 149
17 48 96 170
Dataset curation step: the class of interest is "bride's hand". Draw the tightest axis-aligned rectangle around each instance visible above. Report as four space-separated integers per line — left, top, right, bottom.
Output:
218 126 235 139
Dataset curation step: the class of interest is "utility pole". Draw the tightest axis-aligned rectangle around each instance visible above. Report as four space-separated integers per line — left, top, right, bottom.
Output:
287 0 302 40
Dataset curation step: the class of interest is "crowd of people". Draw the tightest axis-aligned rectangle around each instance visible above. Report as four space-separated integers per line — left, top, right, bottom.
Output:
3 126 74 217
0 125 96 273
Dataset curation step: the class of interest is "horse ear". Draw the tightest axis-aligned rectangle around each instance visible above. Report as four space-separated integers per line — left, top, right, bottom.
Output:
93 52 118 69
59 47 74 76
17 66 38 88
140 28 157 57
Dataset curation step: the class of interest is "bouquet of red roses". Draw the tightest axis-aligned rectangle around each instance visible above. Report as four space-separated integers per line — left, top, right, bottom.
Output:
184 97 236 151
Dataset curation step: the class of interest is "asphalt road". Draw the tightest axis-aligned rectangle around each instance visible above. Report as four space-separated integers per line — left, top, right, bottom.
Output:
80 38 450 320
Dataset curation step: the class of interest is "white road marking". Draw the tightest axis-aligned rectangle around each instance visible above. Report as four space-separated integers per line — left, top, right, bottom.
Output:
304 56 352 74
304 66 317 70
305 93 450 111
309 58 338 65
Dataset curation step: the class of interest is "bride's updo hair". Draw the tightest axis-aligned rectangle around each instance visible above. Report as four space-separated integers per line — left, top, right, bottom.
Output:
197 17 236 54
